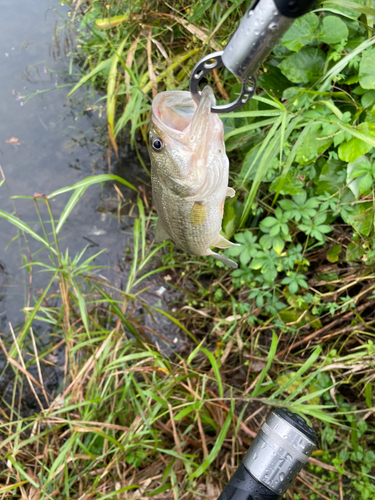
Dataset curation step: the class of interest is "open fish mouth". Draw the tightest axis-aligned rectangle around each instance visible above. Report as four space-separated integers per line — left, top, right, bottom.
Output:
150 87 216 148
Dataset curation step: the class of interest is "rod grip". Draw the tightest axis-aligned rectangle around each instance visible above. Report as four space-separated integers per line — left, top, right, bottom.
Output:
217 463 281 500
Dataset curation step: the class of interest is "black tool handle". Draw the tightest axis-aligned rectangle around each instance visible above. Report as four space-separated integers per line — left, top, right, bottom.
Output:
217 463 281 500
274 0 319 18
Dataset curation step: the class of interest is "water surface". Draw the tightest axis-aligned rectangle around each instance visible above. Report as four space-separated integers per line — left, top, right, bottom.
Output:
0 0 143 333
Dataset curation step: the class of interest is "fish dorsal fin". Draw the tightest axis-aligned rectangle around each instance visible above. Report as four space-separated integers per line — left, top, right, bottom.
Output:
155 219 170 243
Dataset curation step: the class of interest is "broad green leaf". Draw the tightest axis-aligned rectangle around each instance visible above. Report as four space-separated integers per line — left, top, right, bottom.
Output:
270 173 304 195
316 159 345 195
295 127 333 165
359 49 375 89
318 15 349 44
281 13 319 52
273 235 285 254
279 48 326 84
319 36 375 92
260 216 278 228
346 241 365 261
222 197 243 238
338 123 375 162
257 64 292 97
362 90 375 108
321 0 363 19
343 202 373 236
327 244 342 263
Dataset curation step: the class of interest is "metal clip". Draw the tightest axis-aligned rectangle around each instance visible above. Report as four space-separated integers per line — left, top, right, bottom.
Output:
189 51 256 114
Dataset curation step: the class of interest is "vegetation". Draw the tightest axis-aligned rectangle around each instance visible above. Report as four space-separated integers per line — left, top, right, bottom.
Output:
1 0 375 498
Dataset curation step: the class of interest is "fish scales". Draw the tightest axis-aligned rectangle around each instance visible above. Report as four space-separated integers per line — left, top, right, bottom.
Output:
149 86 238 268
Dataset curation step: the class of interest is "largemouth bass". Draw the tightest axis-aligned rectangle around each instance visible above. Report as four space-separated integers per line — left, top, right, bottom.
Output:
149 86 238 268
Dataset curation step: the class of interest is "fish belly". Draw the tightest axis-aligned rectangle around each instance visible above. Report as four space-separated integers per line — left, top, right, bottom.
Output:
152 177 222 256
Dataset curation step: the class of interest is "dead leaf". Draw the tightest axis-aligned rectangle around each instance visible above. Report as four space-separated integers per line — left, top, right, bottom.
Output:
151 13 221 51
151 39 169 60
21 485 40 500
147 33 158 98
251 360 267 372
125 37 140 102
6 137 23 150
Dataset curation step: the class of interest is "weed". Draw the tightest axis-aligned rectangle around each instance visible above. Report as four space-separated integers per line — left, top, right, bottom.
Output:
1 0 375 498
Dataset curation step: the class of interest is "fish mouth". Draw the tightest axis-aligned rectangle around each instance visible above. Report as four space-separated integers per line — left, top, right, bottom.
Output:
189 86 215 144
151 91 195 140
151 87 216 147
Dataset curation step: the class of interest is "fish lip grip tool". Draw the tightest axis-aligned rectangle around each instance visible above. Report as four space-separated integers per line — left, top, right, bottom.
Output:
189 0 318 113
216 408 317 500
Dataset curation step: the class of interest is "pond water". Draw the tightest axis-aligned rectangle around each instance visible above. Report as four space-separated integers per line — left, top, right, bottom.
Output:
0 2 184 407
0 0 145 333
0 0 187 412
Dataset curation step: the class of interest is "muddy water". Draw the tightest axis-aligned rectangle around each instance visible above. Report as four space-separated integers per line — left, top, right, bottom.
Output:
0 1 185 413
0 0 145 331
0 0 153 411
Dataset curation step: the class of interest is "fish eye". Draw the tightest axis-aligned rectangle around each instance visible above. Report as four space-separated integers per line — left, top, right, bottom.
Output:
151 137 164 152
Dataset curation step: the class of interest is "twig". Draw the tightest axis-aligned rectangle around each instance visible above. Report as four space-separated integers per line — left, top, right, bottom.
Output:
8 323 44 412
339 475 343 500
213 68 230 101
168 403 183 461
277 298 375 357
147 32 158 98
308 457 338 473
297 476 333 500
30 327 50 406
206 387 257 438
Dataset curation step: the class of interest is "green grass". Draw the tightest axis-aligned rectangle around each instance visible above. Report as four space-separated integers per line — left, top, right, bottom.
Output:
1 0 375 498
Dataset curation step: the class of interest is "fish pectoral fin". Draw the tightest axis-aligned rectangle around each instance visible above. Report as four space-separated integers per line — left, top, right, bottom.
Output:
184 193 206 202
206 249 238 269
155 220 170 243
213 234 240 249
226 187 235 198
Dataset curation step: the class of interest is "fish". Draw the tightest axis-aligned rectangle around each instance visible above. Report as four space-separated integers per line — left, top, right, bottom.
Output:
149 86 238 268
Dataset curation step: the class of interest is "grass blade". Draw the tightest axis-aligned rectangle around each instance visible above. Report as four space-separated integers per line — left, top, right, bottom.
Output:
0 209 56 254
271 346 322 400
48 174 136 198
252 332 278 397
189 407 232 478
108 37 129 141
201 347 223 398
67 57 113 97
56 186 87 234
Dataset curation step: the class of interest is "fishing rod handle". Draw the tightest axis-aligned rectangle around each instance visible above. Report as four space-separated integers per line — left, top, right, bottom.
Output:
221 0 318 83
217 408 317 500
